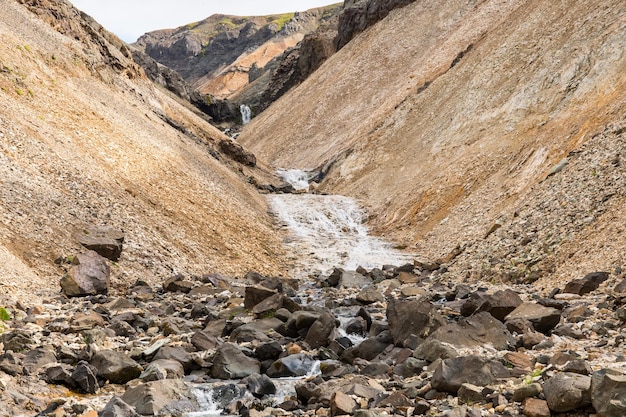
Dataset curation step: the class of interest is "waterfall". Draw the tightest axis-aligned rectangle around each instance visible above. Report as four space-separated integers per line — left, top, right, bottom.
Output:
276 168 319 192
240 104 251 125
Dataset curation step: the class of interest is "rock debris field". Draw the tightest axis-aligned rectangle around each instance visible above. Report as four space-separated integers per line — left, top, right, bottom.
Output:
0 236 625 417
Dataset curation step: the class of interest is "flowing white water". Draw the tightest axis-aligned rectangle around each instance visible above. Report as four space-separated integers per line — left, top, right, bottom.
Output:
276 168 318 192
267 193 414 278
240 104 252 125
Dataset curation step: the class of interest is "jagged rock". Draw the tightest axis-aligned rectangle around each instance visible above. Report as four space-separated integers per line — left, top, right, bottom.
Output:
330 391 357 416
153 346 192 372
219 139 256 167
505 303 561 334
190 331 219 351
212 343 260 379
109 319 137 337
267 354 317 378
305 312 337 349
563 271 609 295
431 355 511 394
0 351 23 376
75 227 124 261
386 298 445 347
353 335 390 361
460 289 522 321
99 396 139 417
504 352 534 371
1 330 34 352
120 379 198 416
71 361 99 394
615 277 626 293
412 339 459 362
543 372 591 412
242 373 277 397
90 350 143 384
591 369 626 417
60 251 110 297
162 275 193 293
255 341 283 361
458 383 485 404
418 311 515 353
22 347 56 375
230 318 283 343
376 391 413 408
143 359 184 381
522 398 551 417
252 293 284 316
244 285 278 309
45 363 76 388
356 286 384 304
71 311 107 332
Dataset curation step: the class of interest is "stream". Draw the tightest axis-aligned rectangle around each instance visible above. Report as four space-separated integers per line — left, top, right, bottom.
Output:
189 169 415 416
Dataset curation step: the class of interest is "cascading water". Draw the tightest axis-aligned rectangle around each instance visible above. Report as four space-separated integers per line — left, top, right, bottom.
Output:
276 168 319 192
240 104 252 125
267 192 414 278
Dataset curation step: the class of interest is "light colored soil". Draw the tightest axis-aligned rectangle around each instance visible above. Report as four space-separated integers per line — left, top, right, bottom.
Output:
0 0 286 303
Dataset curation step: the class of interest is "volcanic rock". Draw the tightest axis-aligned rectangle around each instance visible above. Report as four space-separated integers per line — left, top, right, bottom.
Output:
212 343 260 379
75 227 124 261
386 297 445 347
60 251 110 297
591 369 626 417
90 350 143 384
120 379 198 416
543 372 591 412
505 303 562 334
563 271 609 295
431 355 511 394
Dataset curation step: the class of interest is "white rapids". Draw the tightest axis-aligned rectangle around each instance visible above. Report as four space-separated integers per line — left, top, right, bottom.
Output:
267 189 414 277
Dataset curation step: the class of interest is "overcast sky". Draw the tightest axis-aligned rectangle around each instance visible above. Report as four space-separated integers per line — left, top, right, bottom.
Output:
70 0 340 43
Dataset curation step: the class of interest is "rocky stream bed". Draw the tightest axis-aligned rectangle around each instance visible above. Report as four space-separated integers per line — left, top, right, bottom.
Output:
0 183 625 417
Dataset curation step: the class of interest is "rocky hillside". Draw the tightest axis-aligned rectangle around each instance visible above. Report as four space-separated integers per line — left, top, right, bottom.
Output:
134 7 341 104
240 0 626 289
0 0 288 302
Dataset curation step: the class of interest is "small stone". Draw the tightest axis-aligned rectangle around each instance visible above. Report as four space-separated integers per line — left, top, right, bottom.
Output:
522 398 550 417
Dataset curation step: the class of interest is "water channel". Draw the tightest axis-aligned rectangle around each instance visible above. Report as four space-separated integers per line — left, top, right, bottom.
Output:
189 169 415 415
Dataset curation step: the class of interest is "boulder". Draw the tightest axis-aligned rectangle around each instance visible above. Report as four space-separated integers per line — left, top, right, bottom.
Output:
563 271 609 295
356 287 384 304
386 298 445 346
71 361 99 394
244 286 277 309
305 312 337 349
543 372 591 412
331 391 357 416
143 359 184 380
190 331 219 351
212 343 260 379
591 369 626 417
418 311 515 353
60 251 110 297
75 227 124 261
90 350 143 384
252 293 284 316
242 373 276 397
431 355 511 394
99 396 139 417
522 398 551 417
153 346 192 372
460 289 522 321
22 347 56 375
505 303 561 334
230 318 283 343
45 363 77 389
458 383 485 404
120 379 198 416
162 275 193 293
266 353 317 378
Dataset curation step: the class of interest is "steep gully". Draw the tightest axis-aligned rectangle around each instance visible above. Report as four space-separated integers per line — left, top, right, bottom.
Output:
190 169 415 415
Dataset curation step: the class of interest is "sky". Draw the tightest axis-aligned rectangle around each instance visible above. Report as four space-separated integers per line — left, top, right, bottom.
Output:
70 0 340 43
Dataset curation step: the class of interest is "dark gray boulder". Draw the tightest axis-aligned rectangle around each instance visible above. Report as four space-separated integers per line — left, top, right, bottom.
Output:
543 372 591 412
266 353 317 378
75 227 124 261
504 303 561 334
90 350 143 384
460 289 522 321
212 343 260 379
305 312 337 349
386 297 445 347
72 361 99 394
242 373 277 397
564 271 609 295
591 369 626 417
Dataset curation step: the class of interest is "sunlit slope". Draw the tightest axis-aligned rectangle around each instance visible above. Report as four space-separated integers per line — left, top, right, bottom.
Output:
239 0 626 280
0 0 285 299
